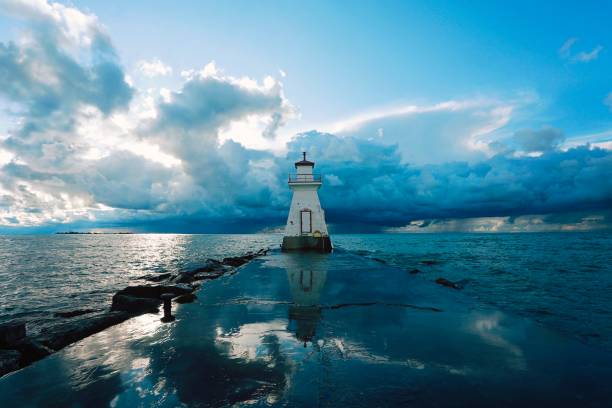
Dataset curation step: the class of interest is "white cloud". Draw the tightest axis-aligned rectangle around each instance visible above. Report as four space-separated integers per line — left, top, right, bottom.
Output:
386 213 611 233
559 37 577 58
605 92 612 111
1 0 106 52
137 58 173 77
324 174 344 186
1 1 610 231
314 97 520 164
558 38 603 63
574 45 603 62
563 129 612 150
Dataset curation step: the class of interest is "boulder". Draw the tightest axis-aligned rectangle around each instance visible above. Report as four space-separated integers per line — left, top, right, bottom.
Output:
0 322 26 348
110 283 194 312
435 277 462 290
192 270 225 281
409 268 421 274
220 249 267 268
159 284 194 296
192 259 224 273
0 349 21 377
136 273 172 282
35 311 132 351
174 293 197 304
111 294 160 313
172 272 195 284
222 256 249 267
15 339 53 366
54 309 97 318
117 285 162 298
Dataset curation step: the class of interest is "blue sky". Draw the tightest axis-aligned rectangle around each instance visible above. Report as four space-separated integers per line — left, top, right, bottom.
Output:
0 0 610 232
64 0 612 134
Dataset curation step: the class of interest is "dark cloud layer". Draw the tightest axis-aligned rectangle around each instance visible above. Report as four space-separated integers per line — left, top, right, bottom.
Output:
286 131 612 229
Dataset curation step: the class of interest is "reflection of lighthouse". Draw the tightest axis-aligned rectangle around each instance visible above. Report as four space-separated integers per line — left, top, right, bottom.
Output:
284 253 328 345
282 152 332 252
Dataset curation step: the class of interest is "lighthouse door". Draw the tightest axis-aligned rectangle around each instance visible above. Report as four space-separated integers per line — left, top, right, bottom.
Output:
300 210 312 234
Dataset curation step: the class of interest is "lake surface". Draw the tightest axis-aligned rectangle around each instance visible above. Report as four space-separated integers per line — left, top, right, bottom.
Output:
0 233 611 349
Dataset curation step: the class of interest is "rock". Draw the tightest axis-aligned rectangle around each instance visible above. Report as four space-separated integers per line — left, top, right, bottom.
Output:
221 249 268 267
54 309 97 318
172 272 195 284
174 293 197 304
192 270 225 281
0 349 21 377
115 284 194 299
111 284 194 312
409 268 421 274
14 339 53 366
191 259 224 273
117 285 162 298
435 277 462 290
0 322 26 348
35 311 132 351
170 259 230 284
136 273 172 282
159 284 194 296
111 293 161 313
222 256 250 267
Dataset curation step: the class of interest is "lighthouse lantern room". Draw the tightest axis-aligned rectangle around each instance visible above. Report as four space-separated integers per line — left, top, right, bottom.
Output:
282 152 332 252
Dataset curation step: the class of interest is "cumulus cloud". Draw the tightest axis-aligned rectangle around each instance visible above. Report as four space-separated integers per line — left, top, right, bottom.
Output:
510 127 565 153
137 58 172 77
0 2 292 228
0 0 132 175
1 0 104 48
287 131 612 229
0 1 610 232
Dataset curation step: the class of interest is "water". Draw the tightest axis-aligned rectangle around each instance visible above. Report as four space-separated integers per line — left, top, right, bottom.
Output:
0 234 279 335
2 249 612 406
334 232 612 349
0 232 611 350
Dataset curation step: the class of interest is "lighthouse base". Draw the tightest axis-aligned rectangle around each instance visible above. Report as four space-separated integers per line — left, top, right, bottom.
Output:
281 236 332 253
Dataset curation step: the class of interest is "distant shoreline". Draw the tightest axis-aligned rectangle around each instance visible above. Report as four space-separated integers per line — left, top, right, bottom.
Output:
55 232 134 235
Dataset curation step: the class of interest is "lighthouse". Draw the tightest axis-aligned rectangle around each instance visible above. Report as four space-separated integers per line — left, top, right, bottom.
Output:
282 152 332 252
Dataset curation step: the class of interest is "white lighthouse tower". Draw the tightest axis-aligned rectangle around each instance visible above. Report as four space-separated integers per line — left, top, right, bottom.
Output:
282 152 332 252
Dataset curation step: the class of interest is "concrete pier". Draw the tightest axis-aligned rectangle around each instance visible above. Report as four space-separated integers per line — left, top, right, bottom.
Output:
1 249 611 406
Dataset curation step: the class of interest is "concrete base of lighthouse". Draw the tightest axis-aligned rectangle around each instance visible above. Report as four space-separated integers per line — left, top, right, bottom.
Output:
281 236 332 253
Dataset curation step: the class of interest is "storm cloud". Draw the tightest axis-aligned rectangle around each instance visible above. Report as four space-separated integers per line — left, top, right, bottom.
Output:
287 131 612 229
0 1 610 232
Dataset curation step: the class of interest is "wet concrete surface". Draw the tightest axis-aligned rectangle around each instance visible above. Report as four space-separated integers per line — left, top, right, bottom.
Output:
1 249 611 407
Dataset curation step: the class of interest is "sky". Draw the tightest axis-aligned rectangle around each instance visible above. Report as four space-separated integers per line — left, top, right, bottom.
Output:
0 0 610 233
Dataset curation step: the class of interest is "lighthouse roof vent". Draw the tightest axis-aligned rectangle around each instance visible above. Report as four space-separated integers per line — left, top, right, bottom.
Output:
294 152 315 168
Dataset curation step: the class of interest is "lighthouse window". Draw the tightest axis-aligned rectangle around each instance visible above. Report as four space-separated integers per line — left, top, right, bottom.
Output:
300 210 312 234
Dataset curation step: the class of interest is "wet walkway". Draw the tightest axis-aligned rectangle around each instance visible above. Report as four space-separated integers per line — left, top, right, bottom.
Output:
1 249 612 407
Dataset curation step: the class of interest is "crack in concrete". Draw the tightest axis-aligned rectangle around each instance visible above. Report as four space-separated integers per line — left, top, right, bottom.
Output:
324 302 442 312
